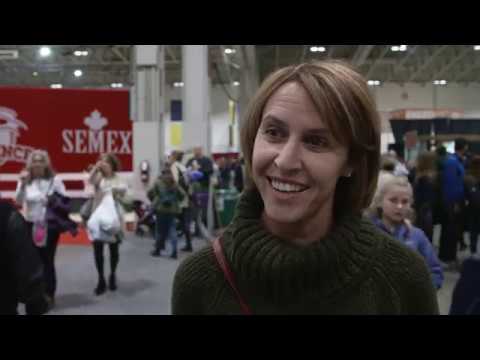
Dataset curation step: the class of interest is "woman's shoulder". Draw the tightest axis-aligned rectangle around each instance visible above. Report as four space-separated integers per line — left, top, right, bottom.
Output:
172 244 223 313
174 245 220 286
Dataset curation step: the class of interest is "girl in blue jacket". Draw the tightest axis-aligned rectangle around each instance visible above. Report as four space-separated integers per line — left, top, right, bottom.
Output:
370 176 444 290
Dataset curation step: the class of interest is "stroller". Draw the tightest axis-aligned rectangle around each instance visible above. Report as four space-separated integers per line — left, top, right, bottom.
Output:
133 200 156 238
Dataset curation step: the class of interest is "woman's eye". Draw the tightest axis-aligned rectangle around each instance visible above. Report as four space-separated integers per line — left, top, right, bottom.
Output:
304 135 328 148
263 127 284 140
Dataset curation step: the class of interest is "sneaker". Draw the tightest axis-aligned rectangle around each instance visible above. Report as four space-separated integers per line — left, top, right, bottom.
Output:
181 245 193 252
170 253 178 260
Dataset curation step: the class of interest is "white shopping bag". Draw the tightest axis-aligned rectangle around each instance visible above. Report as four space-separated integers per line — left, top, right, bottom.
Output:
87 192 121 242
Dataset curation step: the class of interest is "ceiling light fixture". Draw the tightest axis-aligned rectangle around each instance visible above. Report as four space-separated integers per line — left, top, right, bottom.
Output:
391 45 408 52
310 46 326 53
39 47 51 57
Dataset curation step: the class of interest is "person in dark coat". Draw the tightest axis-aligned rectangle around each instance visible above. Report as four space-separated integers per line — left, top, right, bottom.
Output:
464 156 480 255
450 255 480 315
0 199 49 315
413 152 439 243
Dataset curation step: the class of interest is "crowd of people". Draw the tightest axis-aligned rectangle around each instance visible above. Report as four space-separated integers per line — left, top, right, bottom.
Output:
2 59 480 315
373 139 478 270
0 145 246 314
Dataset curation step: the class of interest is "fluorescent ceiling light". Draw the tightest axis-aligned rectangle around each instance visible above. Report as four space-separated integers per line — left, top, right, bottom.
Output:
39 47 51 57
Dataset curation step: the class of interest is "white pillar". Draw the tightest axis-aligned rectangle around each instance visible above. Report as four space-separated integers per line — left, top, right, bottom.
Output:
237 45 259 146
182 45 211 155
131 45 166 179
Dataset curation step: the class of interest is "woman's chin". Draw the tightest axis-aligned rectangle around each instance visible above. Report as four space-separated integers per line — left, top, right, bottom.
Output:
264 205 302 226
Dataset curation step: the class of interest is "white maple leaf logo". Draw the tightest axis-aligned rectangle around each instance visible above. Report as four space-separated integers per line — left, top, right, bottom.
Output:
84 110 108 132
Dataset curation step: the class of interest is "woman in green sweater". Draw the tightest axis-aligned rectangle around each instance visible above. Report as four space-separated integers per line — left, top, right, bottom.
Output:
172 60 439 315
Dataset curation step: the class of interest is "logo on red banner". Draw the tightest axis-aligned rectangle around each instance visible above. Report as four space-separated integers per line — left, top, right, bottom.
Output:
62 110 132 155
0 107 35 166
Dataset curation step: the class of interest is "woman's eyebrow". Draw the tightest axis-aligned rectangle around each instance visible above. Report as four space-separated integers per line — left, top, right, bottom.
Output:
262 115 333 137
304 128 331 136
262 115 288 129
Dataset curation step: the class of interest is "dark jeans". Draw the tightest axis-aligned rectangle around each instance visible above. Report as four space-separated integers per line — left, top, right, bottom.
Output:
192 192 209 235
154 213 178 256
439 201 464 262
92 241 119 280
26 222 60 298
416 205 434 243
471 232 479 255
177 207 192 248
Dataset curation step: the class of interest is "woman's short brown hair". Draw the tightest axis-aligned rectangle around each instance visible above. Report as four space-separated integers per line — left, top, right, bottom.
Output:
240 60 381 217
100 153 121 173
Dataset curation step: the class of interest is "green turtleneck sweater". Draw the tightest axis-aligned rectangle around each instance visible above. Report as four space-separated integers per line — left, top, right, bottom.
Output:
172 189 439 315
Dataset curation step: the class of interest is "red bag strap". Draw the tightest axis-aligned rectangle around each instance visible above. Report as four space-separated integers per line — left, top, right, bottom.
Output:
212 237 252 315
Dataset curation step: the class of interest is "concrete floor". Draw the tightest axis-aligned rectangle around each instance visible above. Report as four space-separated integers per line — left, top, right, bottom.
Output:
25 225 461 315
45 234 208 315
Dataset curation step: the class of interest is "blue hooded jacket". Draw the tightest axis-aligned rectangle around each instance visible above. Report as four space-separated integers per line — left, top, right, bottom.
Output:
372 218 444 290
441 153 465 204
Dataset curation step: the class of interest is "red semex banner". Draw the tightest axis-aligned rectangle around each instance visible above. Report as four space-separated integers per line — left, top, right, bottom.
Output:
0 87 132 173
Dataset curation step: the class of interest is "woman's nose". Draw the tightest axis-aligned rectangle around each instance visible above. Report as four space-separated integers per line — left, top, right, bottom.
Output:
274 139 302 172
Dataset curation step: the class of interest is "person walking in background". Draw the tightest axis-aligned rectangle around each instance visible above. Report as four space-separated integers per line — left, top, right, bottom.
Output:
15 150 67 309
464 156 480 255
370 176 444 290
87 153 128 296
233 157 245 193
170 151 194 252
148 169 184 259
186 147 214 235
438 139 468 269
215 157 231 190
186 147 214 190
0 199 49 315
413 152 439 243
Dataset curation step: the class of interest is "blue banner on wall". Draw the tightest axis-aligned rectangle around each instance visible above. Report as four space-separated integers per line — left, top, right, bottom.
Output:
171 100 182 122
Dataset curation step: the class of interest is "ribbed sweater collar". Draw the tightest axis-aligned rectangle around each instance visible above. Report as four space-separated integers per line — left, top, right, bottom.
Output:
222 188 381 304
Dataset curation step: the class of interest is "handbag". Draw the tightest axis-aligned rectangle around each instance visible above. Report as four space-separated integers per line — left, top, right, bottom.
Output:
33 221 47 248
80 198 94 222
212 237 252 315
46 181 78 235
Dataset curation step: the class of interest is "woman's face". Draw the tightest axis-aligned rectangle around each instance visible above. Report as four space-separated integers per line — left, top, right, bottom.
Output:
381 185 412 225
31 155 47 178
252 82 351 227
99 157 114 177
